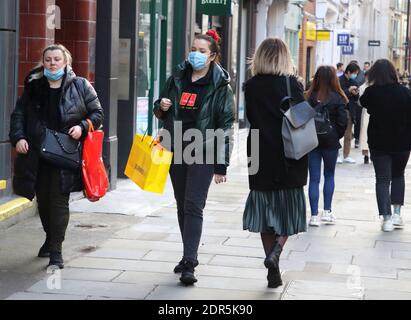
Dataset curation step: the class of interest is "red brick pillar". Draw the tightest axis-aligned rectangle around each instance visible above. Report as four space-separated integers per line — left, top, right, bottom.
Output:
55 0 97 83
19 0 56 95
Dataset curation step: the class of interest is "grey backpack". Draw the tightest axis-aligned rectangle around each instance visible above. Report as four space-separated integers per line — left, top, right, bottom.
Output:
280 76 318 160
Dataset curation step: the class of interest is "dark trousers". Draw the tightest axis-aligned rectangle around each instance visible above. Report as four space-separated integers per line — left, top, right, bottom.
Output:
308 148 339 215
169 163 214 262
370 150 410 216
354 106 363 141
36 161 70 252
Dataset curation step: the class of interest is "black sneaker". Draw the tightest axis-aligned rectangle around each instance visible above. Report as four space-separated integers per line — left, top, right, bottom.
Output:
179 260 197 285
38 241 50 258
48 251 64 269
364 156 369 164
174 258 198 274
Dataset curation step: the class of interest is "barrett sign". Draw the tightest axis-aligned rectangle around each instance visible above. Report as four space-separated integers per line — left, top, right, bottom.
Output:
196 0 232 16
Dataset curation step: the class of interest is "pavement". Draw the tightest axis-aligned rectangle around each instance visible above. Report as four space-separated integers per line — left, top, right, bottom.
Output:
2 128 411 300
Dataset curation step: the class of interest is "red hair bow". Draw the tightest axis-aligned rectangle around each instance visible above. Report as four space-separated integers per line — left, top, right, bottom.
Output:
206 30 220 43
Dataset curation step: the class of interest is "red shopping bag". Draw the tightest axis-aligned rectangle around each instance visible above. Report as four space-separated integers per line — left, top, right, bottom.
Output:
82 119 109 202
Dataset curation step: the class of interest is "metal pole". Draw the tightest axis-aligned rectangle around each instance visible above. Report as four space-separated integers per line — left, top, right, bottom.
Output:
405 0 410 73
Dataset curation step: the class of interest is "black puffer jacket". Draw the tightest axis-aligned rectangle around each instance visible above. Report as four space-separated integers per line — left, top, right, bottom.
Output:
9 66 104 200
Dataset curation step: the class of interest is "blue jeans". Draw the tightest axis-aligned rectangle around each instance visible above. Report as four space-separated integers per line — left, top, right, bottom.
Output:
308 148 339 215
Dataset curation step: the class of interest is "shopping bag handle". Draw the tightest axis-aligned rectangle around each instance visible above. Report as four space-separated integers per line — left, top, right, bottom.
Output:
141 126 161 148
86 119 95 133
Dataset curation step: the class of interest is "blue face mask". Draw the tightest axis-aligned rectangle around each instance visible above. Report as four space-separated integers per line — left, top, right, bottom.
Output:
350 73 358 80
188 52 209 71
44 67 65 81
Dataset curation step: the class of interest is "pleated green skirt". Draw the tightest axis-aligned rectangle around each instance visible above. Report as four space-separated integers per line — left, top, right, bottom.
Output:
243 188 307 236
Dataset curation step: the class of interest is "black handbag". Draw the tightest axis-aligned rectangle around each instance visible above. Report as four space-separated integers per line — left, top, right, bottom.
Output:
40 128 81 170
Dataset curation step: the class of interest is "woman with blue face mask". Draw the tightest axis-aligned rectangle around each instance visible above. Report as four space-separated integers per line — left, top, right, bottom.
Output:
154 30 235 286
9 44 104 269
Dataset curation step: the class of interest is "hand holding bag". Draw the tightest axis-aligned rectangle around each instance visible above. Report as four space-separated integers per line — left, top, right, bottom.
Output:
40 128 81 170
280 76 318 160
82 119 109 202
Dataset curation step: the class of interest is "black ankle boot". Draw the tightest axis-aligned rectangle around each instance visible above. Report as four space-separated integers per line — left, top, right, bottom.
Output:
174 258 199 274
264 241 283 288
264 241 283 269
48 251 64 269
38 240 50 258
179 260 197 285
267 267 283 288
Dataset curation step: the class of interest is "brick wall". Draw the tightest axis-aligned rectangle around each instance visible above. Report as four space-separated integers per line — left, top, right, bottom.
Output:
55 0 97 83
18 0 56 95
18 0 96 96
298 0 316 87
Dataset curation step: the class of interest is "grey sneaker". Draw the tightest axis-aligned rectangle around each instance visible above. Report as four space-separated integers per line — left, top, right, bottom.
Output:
381 218 394 232
392 214 404 228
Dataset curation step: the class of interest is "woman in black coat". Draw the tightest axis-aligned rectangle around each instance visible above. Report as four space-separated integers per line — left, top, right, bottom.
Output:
305 66 348 227
9 44 104 268
243 38 307 289
360 59 411 232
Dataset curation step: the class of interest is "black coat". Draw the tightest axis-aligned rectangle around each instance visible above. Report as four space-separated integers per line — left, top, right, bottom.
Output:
360 83 411 152
339 74 359 123
9 66 104 200
308 92 348 150
245 74 308 191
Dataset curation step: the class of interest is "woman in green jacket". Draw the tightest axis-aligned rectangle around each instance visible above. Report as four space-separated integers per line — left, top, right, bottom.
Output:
154 30 235 285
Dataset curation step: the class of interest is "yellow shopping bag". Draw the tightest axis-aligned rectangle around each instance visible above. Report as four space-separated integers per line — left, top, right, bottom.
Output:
124 134 173 194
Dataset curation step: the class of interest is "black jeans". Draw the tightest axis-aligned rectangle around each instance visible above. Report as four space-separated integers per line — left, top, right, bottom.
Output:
354 106 363 140
370 150 410 216
169 163 214 262
36 161 70 252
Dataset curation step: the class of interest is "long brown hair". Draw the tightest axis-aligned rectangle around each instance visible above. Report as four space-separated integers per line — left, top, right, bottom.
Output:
306 65 349 105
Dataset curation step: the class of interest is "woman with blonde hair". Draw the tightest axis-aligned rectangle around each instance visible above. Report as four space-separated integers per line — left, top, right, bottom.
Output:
243 38 307 288
9 44 104 269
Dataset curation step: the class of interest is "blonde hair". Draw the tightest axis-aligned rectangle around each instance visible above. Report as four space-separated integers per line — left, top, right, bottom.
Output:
29 44 73 81
250 38 296 77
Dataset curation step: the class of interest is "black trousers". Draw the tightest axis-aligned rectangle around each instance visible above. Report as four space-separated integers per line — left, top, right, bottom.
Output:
36 161 70 252
169 163 214 262
354 106 363 140
370 150 410 216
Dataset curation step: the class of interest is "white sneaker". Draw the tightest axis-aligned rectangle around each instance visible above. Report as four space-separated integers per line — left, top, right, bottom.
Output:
392 214 404 228
337 157 343 164
381 218 394 232
309 216 321 227
321 210 336 224
343 157 356 164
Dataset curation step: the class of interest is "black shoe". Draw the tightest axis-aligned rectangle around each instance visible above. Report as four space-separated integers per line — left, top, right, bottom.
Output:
48 251 64 269
38 241 50 258
264 241 283 288
174 258 199 274
179 260 197 285
264 241 283 270
267 267 283 288
364 156 369 164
